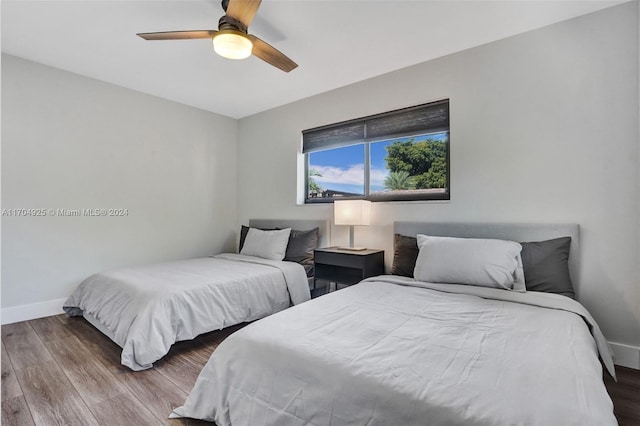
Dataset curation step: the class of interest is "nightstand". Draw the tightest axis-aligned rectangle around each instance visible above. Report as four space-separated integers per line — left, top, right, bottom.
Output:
313 247 384 295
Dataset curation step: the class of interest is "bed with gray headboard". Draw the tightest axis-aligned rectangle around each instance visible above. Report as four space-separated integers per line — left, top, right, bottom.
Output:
172 220 616 426
64 218 328 371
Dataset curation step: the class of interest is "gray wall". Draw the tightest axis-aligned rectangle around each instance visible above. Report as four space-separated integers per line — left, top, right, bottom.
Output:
1 3 638 357
237 3 640 348
1 54 238 310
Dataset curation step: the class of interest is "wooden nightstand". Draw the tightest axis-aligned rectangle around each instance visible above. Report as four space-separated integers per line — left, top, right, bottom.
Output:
313 247 385 295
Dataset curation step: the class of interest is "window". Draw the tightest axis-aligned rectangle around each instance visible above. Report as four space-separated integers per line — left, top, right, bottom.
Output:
303 99 449 203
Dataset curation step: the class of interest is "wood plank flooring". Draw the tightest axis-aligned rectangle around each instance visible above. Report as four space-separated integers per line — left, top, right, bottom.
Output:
2 314 639 425
605 365 640 426
1 315 242 425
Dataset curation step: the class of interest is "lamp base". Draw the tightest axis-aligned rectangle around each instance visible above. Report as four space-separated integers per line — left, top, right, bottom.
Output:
337 246 368 251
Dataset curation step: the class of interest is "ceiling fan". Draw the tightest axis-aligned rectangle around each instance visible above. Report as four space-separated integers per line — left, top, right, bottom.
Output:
137 0 297 72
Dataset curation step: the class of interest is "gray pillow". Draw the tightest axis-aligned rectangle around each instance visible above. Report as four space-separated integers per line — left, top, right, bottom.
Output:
520 237 575 298
240 228 292 261
285 228 320 277
239 225 320 277
239 225 277 252
414 235 525 291
391 234 419 278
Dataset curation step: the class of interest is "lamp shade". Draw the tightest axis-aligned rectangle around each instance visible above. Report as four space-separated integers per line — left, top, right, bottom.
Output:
334 200 371 226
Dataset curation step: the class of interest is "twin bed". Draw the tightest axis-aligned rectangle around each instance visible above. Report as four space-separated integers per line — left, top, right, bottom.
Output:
65 220 617 425
63 219 328 370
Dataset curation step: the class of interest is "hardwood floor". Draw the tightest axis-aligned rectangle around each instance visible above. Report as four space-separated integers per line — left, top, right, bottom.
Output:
1 315 242 425
605 365 640 426
2 314 639 425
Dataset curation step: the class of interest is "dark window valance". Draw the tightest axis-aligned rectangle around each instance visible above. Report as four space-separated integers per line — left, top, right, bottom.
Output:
302 99 449 153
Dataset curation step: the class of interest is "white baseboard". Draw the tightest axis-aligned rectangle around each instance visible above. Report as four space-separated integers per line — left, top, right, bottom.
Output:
609 342 640 370
1 298 66 325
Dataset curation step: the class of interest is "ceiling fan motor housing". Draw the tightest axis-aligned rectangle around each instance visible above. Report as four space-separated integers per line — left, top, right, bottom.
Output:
218 15 247 33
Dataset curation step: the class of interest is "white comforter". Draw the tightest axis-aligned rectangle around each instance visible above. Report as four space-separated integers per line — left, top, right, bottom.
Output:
171 275 616 426
63 253 310 370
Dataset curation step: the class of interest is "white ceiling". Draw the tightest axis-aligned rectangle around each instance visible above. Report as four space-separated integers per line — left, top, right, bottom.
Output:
1 0 625 119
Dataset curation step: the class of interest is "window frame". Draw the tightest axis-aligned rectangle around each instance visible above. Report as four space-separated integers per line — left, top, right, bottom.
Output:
303 100 450 204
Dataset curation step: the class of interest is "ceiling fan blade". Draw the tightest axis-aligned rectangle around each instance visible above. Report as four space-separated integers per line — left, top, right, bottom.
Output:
226 0 262 29
248 35 297 73
137 30 217 40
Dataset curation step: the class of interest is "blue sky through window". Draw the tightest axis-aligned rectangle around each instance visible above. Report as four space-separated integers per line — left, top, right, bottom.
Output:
309 132 448 194
309 144 365 195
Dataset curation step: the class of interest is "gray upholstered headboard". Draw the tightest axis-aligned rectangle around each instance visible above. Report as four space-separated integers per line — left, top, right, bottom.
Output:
393 222 580 292
249 219 330 248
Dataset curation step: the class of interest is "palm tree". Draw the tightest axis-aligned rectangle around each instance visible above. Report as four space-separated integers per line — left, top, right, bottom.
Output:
384 170 415 191
309 168 323 195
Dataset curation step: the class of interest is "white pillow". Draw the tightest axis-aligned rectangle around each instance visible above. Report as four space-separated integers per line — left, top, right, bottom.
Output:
240 228 292 261
414 235 526 291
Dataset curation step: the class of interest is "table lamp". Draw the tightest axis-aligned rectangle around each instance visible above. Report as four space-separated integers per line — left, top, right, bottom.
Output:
334 199 371 251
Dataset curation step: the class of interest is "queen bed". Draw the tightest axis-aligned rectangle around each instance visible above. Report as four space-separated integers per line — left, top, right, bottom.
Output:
170 221 616 425
63 219 328 371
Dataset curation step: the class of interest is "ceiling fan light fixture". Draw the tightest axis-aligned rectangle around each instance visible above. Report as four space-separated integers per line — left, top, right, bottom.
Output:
213 30 253 60
137 0 297 72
